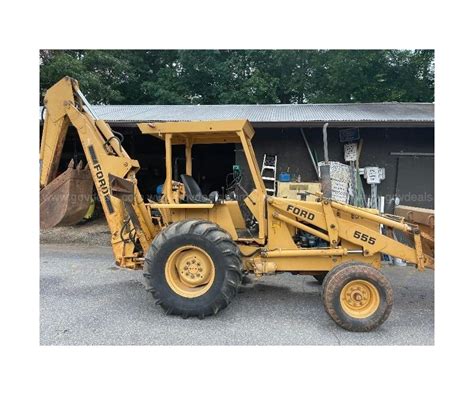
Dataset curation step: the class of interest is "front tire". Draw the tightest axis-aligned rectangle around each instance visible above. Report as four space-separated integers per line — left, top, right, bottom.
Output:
144 220 242 318
322 262 393 332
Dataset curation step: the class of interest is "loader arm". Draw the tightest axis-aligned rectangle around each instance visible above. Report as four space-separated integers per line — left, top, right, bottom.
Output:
40 77 156 268
267 196 434 271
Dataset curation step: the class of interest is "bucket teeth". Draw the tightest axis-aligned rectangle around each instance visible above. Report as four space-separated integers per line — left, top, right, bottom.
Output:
67 159 75 169
77 160 84 170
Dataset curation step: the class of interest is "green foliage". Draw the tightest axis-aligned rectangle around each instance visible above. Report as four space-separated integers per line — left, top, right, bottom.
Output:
40 50 434 104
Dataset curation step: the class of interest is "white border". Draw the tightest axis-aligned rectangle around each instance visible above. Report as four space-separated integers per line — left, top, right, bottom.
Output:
2 0 473 393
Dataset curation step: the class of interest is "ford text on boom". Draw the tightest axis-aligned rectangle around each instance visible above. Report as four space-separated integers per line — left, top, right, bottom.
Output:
93 163 110 196
286 205 315 220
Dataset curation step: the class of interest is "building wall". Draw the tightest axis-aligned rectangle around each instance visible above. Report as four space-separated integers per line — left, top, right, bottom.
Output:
44 125 434 212
236 127 434 211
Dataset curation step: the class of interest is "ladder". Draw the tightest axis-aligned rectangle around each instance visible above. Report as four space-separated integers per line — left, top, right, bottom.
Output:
261 154 277 196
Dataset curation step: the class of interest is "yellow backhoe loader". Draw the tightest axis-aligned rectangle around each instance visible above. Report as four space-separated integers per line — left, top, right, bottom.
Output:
40 77 434 332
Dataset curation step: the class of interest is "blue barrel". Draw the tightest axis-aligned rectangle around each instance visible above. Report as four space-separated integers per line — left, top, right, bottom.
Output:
279 172 291 182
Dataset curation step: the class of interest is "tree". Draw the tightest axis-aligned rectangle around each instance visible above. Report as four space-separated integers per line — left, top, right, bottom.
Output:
40 49 434 105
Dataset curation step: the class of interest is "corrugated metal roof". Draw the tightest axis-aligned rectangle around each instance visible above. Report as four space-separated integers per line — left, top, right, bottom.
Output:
40 103 434 127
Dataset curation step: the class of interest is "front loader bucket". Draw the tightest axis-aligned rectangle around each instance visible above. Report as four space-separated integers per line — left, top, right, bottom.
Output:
40 160 94 229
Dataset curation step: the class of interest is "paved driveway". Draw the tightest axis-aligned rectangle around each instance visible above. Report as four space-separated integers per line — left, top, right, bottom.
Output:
40 244 434 345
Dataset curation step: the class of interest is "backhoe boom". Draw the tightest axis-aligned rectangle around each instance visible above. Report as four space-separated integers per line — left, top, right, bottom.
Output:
40 77 156 268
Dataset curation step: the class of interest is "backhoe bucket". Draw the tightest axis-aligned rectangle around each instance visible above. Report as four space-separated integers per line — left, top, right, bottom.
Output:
40 160 94 229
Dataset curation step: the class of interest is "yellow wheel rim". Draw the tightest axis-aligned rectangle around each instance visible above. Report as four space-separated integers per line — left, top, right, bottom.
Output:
340 280 380 319
165 245 215 298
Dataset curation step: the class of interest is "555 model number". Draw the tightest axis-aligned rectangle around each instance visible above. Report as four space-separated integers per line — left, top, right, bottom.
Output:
353 230 376 245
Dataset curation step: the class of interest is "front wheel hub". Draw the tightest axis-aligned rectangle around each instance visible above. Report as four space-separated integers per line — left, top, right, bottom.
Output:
340 280 380 318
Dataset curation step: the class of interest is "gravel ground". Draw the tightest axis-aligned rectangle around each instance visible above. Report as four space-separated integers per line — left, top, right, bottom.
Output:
40 243 434 346
40 218 111 246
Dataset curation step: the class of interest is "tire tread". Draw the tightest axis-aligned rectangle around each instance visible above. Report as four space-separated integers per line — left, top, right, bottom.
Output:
143 219 242 318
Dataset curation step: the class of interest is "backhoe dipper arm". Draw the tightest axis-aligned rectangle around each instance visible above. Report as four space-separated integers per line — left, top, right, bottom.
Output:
40 77 155 268
40 78 75 188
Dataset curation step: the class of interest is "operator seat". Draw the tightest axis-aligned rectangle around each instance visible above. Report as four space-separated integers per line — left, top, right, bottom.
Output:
180 174 211 203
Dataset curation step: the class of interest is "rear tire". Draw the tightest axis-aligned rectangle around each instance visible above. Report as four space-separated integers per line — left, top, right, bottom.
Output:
322 262 393 332
144 219 242 318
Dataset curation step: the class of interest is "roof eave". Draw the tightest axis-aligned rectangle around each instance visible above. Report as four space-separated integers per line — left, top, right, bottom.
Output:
99 120 434 129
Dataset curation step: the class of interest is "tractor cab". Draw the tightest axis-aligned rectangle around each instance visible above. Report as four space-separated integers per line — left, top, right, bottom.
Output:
138 120 267 244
